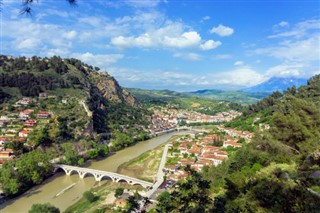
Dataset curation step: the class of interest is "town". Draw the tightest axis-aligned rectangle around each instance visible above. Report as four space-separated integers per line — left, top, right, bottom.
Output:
147 106 241 135
0 92 244 165
163 126 253 182
0 93 53 164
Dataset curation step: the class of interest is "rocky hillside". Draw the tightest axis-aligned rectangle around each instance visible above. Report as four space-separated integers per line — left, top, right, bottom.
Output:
0 55 145 137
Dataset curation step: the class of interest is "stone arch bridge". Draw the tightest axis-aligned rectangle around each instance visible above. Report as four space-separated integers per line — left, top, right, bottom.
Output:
53 164 153 188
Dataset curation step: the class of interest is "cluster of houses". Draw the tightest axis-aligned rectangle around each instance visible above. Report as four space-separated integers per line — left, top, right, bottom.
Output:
163 130 246 181
147 108 241 134
0 94 53 164
217 125 254 143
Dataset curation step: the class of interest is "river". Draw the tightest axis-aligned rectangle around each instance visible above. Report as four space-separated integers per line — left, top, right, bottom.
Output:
0 131 190 213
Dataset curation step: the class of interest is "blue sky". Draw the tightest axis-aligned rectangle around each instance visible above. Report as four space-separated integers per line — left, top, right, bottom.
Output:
1 0 320 91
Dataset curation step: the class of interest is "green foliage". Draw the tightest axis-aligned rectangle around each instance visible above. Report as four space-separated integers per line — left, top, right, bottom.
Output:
29 203 60 213
156 74 320 212
156 191 172 212
114 187 124 198
125 195 140 212
83 190 98 203
156 166 213 212
110 132 134 150
62 143 82 166
0 150 52 196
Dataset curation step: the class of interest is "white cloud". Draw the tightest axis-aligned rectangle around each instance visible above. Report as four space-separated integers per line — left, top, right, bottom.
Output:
3 19 78 55
200 40 221 50
16 38 41 50
163 31 201 48
264 62 319 79
265 63 305 78
201 16 210 22
71 52 124 68
173 52 201 61
124 0 162 8
279 21 289 27
213 54 233 60
63 31 77 40
79 17 102 27
234 61 244 66
273 21 289 30
210 24 234 37
111 34 154 48
208 68 264 87
269 19 320 38
108 65 264 90
46 48 70 57
111 31 203 49
255 34 320 62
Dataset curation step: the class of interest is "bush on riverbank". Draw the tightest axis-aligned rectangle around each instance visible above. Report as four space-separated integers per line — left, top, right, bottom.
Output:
83 190 98 203
29 203 60 213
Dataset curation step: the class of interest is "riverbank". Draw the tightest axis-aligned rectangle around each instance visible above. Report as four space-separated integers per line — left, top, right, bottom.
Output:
64 181 142 213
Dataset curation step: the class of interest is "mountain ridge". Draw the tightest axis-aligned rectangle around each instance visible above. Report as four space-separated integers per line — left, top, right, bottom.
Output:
240 76 308 93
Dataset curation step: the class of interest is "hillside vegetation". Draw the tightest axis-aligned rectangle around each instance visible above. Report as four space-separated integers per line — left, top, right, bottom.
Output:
129 88 244 115
187 89 269 105
156 74 320 212
0 55 150 197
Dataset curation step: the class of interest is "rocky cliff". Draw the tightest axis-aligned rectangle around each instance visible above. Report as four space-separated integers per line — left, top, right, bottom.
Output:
93 72 139 107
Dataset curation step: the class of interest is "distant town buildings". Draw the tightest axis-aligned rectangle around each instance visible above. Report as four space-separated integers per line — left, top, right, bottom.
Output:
147 107 241 135
163 127 251 181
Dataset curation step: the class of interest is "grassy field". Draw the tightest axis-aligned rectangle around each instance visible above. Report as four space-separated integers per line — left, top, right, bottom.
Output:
117 145 164 182
117 135 182 182
65 181 142 213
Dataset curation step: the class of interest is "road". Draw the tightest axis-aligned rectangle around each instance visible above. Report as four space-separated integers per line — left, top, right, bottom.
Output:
145 144 170 198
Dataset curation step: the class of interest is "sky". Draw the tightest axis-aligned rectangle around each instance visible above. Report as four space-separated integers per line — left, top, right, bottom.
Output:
1 0 320 91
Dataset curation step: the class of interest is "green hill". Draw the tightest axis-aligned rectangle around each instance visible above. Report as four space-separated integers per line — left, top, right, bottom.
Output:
128 88 244 115
187 89 269 105
0 55 150 197
155 74 320 212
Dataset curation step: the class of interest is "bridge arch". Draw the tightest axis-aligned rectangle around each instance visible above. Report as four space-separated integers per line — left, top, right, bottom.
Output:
82 172 95 179
99 175 114 182
116 179 129 184
68 170 79 176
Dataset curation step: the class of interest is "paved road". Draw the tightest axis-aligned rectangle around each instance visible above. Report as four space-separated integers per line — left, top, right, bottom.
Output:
145 144 169 198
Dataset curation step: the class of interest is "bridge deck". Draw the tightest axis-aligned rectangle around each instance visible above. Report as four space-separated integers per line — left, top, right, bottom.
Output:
53 164 153 188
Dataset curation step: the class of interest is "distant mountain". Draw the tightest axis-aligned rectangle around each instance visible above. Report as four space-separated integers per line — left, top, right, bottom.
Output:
241 77 308 93
187 89 269 105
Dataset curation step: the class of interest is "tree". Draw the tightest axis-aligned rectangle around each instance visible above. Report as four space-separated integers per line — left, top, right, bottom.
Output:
29 203 60 213
156 166 213 212
125 196 140 212
83 190 97 203
62 143 80 166
114 187 124 198
156 191 172 212
19 0 77 15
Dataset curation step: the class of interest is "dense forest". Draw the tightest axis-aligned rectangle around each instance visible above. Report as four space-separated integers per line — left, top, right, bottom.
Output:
156 74 320 212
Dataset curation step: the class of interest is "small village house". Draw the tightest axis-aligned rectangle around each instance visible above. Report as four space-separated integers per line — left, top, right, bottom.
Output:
115 193 130 207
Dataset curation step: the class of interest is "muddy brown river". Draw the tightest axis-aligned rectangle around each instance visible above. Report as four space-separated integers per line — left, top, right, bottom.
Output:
0 131 190 213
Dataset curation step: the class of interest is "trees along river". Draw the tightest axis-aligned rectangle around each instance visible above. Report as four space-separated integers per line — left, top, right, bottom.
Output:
0 131 190 212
